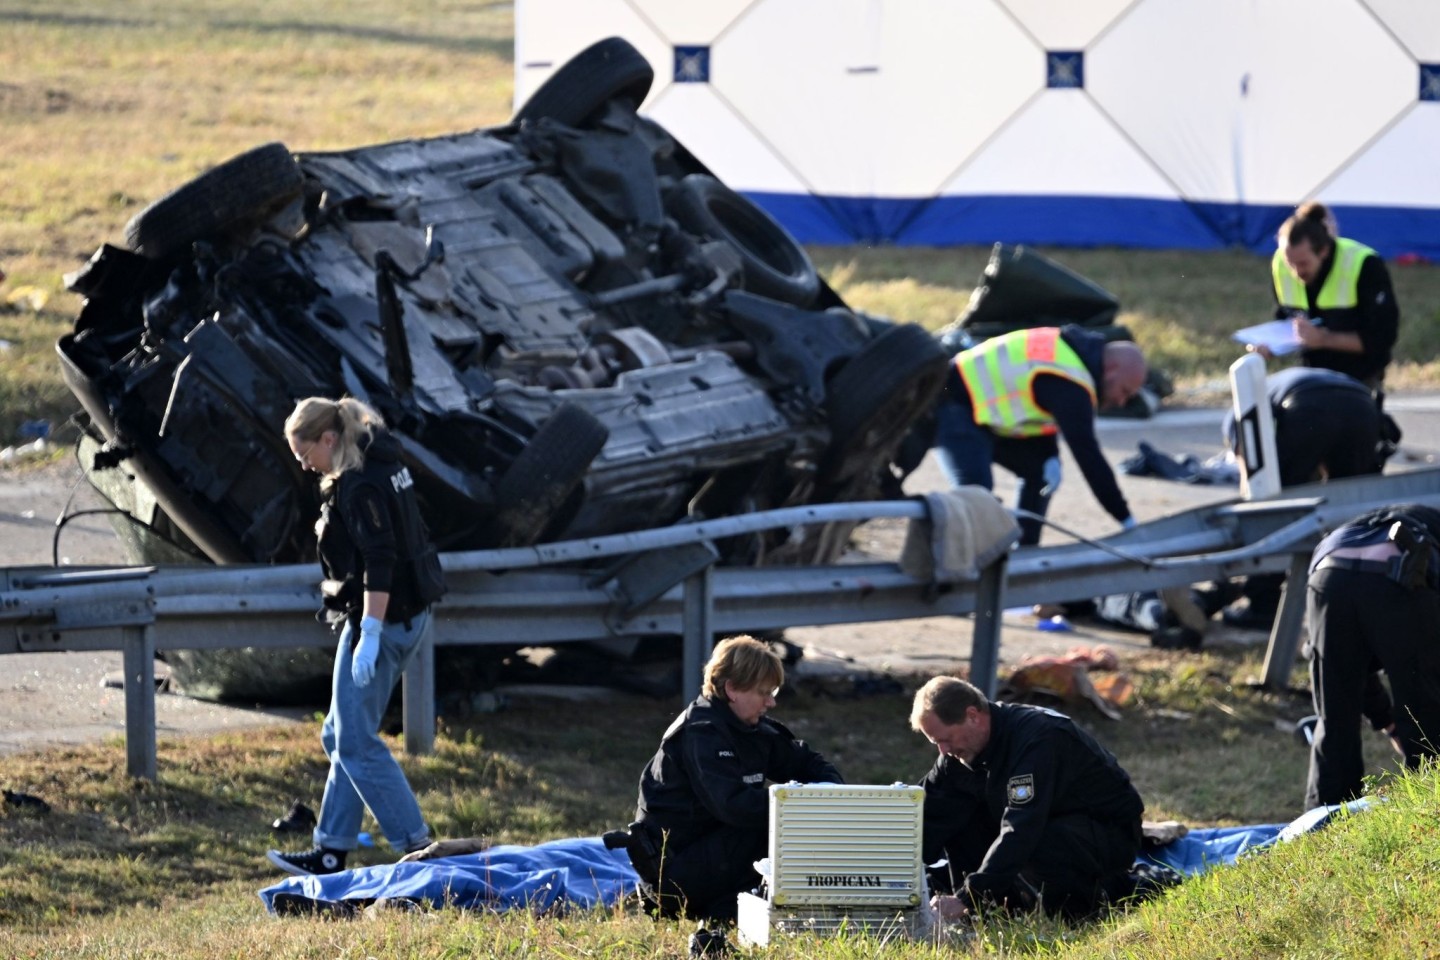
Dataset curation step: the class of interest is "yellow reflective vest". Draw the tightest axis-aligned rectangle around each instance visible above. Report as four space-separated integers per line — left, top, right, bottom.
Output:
955 327 1097 438
1271 236 1375 314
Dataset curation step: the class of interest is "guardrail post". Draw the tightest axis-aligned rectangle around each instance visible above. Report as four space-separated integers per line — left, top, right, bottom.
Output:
122 624 157 780
1261 552 1313 691
681 564 715 702
970 555 1008 698
402 623 435 755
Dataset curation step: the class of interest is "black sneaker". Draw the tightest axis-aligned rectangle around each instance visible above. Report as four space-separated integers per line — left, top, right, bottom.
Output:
271 799 317 834
1220 600 1277 632
1151 624 1204 651
689 926 730 958
270 891 358 919
267 846 347 876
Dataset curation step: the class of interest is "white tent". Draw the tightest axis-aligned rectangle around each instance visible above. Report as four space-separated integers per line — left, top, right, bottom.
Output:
515 0 1440 258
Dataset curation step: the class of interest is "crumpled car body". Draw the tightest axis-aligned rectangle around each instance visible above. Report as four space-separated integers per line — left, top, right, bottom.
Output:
59 36 945 574
56 38 950 700
56 39 946 702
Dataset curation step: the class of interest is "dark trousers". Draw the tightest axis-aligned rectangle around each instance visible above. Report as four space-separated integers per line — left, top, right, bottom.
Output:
1305 567 1440 809
934 394 1058 547
932 814 1140 919
1273 386 1383 485
1241 387 1385 615
642 825 766 922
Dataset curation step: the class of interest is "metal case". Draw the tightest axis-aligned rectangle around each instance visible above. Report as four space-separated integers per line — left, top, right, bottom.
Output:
737 782 930 947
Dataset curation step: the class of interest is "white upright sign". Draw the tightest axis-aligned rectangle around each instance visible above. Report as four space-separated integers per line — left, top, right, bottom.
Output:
1229 353 1280 500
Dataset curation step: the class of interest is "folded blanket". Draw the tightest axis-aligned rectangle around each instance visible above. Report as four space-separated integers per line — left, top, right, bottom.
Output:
900 488 1020 583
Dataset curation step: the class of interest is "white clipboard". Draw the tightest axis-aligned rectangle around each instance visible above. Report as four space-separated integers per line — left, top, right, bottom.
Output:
1232 319 1302 356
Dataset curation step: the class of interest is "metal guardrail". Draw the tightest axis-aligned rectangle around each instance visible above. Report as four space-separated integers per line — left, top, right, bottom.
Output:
4 467 1439 779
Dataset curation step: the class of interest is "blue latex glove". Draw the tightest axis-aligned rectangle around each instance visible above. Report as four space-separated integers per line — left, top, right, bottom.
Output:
1040 457 1063 498
1121 516 1138 531
352 615 383 687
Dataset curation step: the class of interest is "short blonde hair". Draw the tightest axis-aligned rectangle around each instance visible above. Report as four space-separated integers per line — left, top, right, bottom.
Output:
703 635 784 701
909 675 987 731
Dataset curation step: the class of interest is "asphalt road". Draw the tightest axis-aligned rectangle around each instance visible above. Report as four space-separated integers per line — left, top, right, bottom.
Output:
3 393 1438 755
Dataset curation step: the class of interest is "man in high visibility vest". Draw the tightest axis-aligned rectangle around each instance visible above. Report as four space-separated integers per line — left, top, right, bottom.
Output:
1249 201 1399 402
934 325 1146 546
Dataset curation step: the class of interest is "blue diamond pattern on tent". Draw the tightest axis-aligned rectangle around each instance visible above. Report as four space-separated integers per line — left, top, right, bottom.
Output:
1421 64 1440 102
674 46 709 83
1047 51 1084 89
515 1 1440 259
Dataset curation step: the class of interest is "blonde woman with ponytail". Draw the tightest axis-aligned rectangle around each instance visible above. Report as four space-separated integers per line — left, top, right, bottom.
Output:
267 396 445 876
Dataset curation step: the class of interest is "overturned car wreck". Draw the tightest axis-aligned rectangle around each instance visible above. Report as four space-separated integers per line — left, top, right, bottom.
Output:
57 38 947 699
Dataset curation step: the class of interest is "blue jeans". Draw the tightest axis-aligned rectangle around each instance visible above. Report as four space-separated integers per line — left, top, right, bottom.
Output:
933 395 1057 547
313 609 432 853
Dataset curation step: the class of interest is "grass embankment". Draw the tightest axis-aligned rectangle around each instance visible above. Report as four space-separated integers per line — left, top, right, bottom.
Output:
3 649 1435 958
4 0 1440 443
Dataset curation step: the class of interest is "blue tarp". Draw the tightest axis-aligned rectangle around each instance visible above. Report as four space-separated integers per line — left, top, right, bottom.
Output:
259 800 1373 916
259 836 641 916
1144 798 1373 878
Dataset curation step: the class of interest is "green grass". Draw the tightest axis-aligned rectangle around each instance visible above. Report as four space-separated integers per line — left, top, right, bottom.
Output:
2 648 1433 958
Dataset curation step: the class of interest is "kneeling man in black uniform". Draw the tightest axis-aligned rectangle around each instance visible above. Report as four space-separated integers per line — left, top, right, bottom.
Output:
1305 504 1440 810
911 676 1143 920
628 636 843 921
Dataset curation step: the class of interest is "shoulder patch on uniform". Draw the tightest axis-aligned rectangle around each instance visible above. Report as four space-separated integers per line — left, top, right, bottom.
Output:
1007 774 1035 805
364 496 386 532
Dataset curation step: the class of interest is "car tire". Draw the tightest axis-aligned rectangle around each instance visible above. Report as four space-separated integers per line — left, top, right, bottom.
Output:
123 143 302 259
513 36 655 128
666 174 821 308
492 403 609 547
821 324 949 482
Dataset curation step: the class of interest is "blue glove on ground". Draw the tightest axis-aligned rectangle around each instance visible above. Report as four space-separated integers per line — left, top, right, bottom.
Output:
352 616 383 687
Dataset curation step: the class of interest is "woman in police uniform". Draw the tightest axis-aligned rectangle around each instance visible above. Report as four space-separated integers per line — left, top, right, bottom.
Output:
267 396 444 876
629 636 843 921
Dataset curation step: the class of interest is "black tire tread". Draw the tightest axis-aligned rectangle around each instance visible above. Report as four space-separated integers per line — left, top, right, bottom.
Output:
667 173 821 307
513 36 655 128
492 404 609 546
124 142 302 259
822 324 949 481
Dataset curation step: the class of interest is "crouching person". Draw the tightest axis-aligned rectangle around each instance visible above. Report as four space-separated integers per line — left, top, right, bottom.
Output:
911 676 1143 921
626 636 843 922
1304 504 1440 810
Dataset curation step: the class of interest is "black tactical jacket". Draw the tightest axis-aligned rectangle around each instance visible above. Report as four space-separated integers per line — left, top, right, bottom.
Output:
919 701 1143 891
317 429 434 624
635 696 842 851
